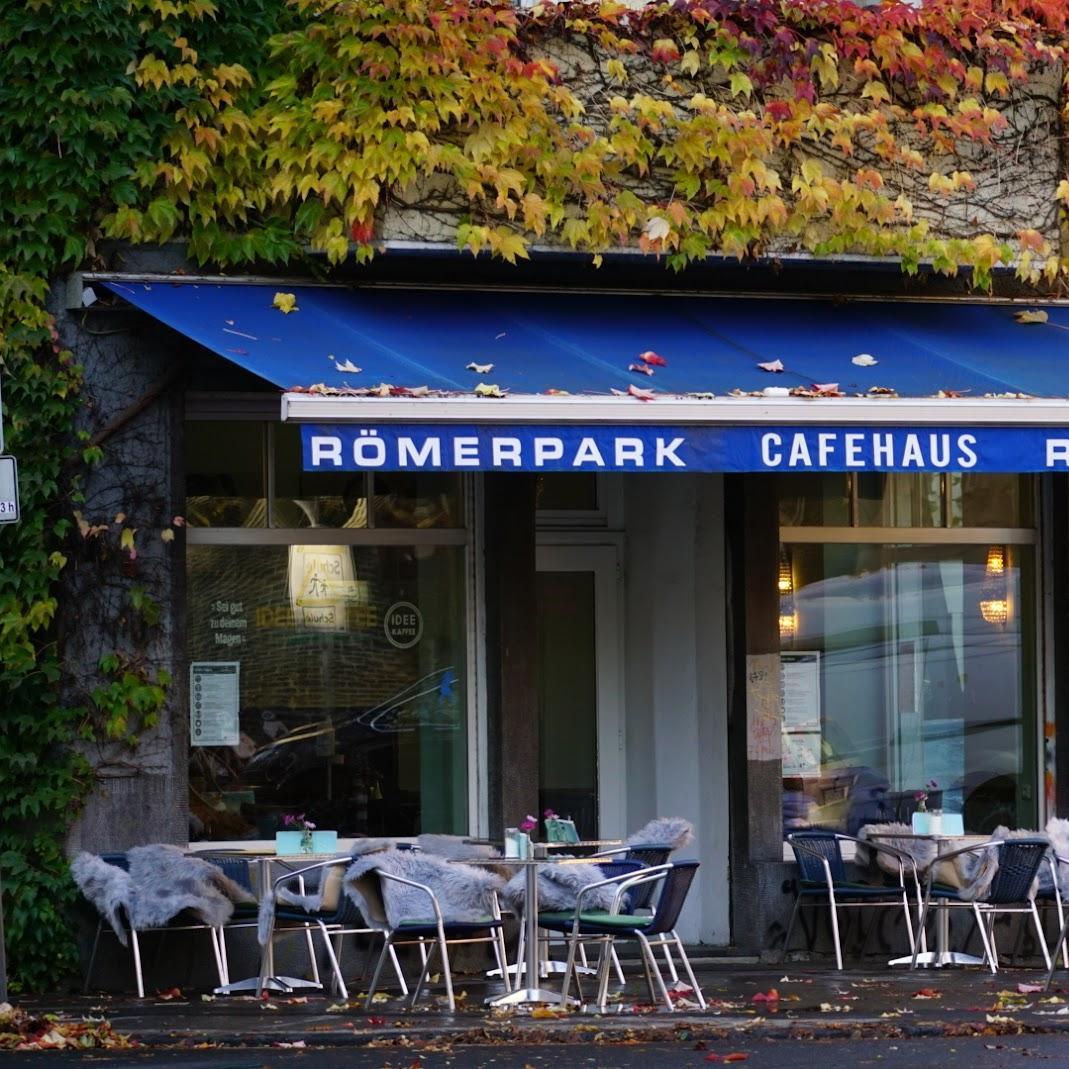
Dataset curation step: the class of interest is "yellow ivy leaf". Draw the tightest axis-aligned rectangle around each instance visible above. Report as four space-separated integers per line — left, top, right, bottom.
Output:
729 72 753 97
861 81 890 104
160 528 175 543
273 292 298 314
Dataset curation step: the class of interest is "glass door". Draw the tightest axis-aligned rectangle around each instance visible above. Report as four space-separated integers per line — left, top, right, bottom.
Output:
535 545 624 840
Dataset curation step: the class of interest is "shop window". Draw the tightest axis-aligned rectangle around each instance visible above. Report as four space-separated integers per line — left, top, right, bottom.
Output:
187 543 469 841
185 419 470 842
779 473 1037 838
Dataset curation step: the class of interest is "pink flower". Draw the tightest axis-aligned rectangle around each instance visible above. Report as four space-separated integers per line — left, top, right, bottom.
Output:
519 815 537 833
543 808 559 820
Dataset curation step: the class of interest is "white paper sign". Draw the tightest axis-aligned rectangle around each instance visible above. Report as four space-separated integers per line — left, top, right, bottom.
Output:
190 662 240 746
0 455 19 524
781 651 821 777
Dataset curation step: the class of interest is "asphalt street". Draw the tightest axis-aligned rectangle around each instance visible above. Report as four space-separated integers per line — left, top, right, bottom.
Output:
5 1037 1069 1068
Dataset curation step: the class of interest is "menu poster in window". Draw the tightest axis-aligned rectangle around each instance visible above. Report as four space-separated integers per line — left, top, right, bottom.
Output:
781 651 821 777
190 662 240 747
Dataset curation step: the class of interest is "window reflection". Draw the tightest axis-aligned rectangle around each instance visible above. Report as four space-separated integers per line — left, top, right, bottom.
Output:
187 543 468 840
781 543 1035 836
186 421 265 527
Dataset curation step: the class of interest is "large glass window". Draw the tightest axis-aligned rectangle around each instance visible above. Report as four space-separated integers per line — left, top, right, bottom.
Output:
185 420 469 841
779 474 1037 837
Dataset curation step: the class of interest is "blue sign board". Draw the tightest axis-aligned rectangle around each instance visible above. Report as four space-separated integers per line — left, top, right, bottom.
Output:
302 423 1069 474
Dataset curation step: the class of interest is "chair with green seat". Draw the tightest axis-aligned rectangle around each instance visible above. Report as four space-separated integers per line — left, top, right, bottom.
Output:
538 860 706 1012
785 831 921 970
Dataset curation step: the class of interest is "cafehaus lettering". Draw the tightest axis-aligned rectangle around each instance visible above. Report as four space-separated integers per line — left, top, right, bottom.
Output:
300 424 1069 474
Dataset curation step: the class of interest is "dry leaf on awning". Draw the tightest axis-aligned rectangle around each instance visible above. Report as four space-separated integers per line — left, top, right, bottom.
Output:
639 350 667 366
628 363 654 375
852 353 878 366
1014 309 1048 324
812 382 842 395
467 362 494 373
474 382 506 397
628 384 655 400
545 388 570 395
868 385 898 396
757 359 784 372
272 292 298 314
334 358 362 373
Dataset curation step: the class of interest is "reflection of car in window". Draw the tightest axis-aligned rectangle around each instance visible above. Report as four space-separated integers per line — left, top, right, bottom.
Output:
782 555 1029 837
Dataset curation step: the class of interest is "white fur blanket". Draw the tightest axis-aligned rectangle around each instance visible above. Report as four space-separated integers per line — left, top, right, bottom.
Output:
626 817 693 850
857 823 1047 901
502 859 620 913
71 845 255 946
258 840 505 944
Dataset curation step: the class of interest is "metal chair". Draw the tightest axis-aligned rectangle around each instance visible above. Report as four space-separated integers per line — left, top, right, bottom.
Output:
257 857 408 998
362 867 512 1013
912 837 1051 975
81 852 228 997
515 858 644 986
785 831 921 970
538 860 706 1012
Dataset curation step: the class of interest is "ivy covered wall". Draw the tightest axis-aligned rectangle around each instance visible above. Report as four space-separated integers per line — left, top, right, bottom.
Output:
2 0 1069 989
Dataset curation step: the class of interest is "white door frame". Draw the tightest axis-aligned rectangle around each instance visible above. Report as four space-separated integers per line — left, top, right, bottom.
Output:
535 542 627 840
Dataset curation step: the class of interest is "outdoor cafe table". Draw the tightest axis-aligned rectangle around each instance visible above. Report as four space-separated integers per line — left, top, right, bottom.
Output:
460 848 607 1007
208 850 341 995
867 831 986 968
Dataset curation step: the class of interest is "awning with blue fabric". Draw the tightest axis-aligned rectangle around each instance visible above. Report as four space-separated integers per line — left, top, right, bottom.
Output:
101 279 1069 473
103 280 1069 398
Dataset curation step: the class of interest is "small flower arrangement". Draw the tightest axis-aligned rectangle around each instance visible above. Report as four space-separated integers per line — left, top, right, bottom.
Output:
283 812 316 851
518 814 538 834
913 781 938 813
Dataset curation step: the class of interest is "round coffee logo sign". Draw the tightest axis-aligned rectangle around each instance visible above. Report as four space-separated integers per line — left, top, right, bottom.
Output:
384 601 423 649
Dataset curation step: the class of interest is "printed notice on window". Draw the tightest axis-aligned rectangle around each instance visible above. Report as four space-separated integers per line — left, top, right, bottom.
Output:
190 662 240 746
781 652 821 777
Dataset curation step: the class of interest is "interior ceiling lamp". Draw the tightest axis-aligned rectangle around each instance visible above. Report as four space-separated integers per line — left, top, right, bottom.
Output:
979 544 1009 625
778 548 796 637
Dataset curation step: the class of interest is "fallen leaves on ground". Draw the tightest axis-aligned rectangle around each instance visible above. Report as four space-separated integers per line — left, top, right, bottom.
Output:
0 1004 136 1052
705 1052 749 1062
912 988 942 999
751 989 779 1003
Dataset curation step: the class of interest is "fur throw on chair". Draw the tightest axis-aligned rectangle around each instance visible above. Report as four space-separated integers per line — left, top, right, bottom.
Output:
502 860 619 913
258 840 505 944
1045 818 1069 895
72 845 255 946
626 817 693 851
344 847 505 930
856 823 937 877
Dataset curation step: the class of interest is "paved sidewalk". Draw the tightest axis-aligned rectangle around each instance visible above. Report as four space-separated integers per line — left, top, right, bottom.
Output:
14 959 1069 1049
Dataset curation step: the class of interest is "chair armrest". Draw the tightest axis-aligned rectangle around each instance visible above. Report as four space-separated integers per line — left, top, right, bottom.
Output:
375 869 443 925
270 856 348 893
588 846 630 859
574 864 673 915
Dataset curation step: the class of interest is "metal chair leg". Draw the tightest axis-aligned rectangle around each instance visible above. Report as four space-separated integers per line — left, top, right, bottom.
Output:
637 931 672 1011
365 932 395 1009
130 929 145 998
671 930 706 1009
827 889 844 971
972 904 997 974
1032 901 1053 971
318 921 347 999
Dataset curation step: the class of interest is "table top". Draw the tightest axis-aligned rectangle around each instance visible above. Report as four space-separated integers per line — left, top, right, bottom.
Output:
451 854 593 866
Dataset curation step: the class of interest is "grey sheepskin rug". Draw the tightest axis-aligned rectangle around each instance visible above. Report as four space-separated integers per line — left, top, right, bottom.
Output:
72 845 255 945
857 823 1050 901
626 817 693 850
258 840 505 944
502 860 620 913
856 822 937 877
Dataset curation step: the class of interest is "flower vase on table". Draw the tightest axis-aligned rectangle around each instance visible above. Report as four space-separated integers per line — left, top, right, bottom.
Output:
275 813 337 855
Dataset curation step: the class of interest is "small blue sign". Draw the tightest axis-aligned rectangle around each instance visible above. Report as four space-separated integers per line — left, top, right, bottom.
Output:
301 423 1069 474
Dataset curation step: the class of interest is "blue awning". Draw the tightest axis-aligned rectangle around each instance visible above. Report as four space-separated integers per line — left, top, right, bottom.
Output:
102 280 1069 400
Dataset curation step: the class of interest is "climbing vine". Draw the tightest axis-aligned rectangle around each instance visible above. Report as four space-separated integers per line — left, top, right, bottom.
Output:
2 0 1069 990
116 0 1069 288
